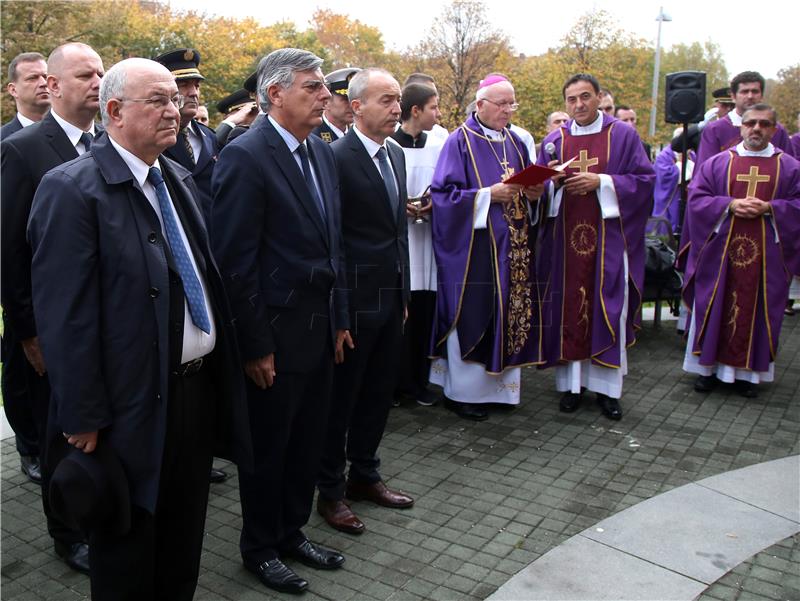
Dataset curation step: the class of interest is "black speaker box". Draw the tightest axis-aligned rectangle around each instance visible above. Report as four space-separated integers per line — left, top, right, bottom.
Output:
665 71 706 123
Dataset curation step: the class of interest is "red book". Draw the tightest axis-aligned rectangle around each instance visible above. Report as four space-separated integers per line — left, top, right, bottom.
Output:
504 156 577 186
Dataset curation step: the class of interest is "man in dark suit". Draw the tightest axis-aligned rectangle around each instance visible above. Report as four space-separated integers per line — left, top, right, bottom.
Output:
212 48 350 595
27 57 252 601
316 68 414 534
2 52 49 137
1 51 51 485
215 72 260 149
154 48 218 227
1 41 104 574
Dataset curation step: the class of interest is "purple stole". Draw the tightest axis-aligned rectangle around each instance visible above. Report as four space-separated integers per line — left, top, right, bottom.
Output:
713 153 780 368
559 132 609 361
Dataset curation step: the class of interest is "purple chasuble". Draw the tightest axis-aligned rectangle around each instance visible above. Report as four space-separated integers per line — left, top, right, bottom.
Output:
696 115 796 167
684 149 800 372
430 114 539 373
792 133 800 159
536 113 655 369
651 146 684 234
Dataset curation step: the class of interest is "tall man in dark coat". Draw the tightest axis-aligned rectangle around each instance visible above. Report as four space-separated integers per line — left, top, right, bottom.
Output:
27 57 252 601
316 68 414 535
155 49 218 226
1 42 104 574
212 48 350 595
1 51 51 485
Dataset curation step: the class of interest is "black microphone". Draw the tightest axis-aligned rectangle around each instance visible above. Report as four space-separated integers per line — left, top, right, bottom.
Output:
544 142 557 162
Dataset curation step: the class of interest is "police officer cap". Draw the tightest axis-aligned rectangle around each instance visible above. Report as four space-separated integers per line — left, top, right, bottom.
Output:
217 89 252 114
153 48 205 81
325 67 361 96
243 71 257 95
712 87 734 104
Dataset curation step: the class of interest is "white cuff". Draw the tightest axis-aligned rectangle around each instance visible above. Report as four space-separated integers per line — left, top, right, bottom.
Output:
474 188 491 229
598 174 620 219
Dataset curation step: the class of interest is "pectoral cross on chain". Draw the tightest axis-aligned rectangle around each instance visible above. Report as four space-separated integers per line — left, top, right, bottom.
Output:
573 149 599 173
500 158 515 181
735 166 770 198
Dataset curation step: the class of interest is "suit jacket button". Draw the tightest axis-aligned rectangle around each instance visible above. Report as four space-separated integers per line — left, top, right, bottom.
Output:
149 287 160 298
148 232 157 243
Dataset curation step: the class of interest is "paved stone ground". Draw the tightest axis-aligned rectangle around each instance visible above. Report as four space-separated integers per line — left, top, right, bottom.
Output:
2 315 799 601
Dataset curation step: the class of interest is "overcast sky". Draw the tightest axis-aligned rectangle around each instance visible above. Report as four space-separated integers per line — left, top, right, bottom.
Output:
166 0 798 81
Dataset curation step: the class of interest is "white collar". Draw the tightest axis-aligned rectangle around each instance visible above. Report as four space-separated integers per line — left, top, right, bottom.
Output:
735 141 776 157
476 119 504 140
352 124 386 158
50 109 95 147
16 113 36 128
107 134 160 188
322 113 346 139
570 111 603 135
268 114 303 153
729 111 743 126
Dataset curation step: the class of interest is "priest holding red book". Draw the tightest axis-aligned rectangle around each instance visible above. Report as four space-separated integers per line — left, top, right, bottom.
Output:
682 103 800 397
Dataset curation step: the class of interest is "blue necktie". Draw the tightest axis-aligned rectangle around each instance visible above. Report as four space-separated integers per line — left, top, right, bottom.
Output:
146 167 211 334
296 143 326 220
376 146 399 217
79 131 93 153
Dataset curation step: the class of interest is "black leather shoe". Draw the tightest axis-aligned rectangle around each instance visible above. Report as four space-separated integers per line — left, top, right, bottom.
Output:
54 541 90 574
284 539 344 570
559 392 581 413
694 374 718 393
20 455 42 484
736 380 758 398
247 559 308 594
596 394 622 420
209 468 228 483
445 398 488 421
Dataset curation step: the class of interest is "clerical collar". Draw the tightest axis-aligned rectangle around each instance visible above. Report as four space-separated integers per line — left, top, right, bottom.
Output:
50 108 96 148
474 114 505 140
728 111 743 126
322 113 346 139
391 125 427 148
736 141 775 157
570 111 603 135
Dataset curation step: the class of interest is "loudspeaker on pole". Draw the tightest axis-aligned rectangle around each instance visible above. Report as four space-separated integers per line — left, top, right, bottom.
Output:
664 71 707 124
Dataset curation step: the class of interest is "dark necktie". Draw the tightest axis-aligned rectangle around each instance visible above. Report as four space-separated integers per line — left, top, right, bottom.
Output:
296 143 326 220
376 146 399 217
146 167 211 334
79 131 93 153
180 128 195 165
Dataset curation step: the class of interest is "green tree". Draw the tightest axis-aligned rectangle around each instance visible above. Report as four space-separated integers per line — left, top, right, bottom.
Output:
766 64 800 133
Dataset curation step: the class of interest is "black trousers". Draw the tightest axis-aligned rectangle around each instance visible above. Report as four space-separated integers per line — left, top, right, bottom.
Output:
318 292 403 501
238 349 334 566
1 313 41 457
87 367 215 601
396 290 436 397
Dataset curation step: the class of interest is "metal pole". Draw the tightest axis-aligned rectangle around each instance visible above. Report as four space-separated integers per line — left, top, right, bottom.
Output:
649 8 669 138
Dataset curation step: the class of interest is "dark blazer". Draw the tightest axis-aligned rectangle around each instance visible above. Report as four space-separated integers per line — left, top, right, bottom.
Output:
164 118 218 223
212 116 348 372
0 112 98 340
1 115 24 139
311 120 342 144
26 135 252 512
331 129 410 331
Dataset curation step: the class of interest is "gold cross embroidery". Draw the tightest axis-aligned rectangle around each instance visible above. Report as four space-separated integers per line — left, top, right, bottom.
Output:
573 149 599 173
736 166 770 198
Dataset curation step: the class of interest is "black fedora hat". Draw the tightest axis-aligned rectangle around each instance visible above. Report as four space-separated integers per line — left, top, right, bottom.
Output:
49 442 131 536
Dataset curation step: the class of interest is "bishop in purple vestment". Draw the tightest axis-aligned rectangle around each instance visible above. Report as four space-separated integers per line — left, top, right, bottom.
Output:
535 73 655 420
429 74 542 420
683 104 800 397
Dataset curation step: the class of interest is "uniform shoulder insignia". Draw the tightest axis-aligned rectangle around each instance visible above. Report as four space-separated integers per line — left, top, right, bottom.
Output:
321 132 332 143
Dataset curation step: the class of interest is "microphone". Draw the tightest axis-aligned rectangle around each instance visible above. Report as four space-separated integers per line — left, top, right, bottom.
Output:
544 142 556 162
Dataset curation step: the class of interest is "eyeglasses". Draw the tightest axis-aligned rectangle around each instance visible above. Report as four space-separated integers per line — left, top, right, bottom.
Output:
119 94 186 110
742 119 774 128
482 98 519 112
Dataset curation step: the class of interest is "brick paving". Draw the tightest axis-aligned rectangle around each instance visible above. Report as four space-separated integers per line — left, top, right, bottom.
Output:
2 315 799 600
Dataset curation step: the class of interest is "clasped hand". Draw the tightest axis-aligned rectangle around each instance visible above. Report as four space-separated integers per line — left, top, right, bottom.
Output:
730 196 770 218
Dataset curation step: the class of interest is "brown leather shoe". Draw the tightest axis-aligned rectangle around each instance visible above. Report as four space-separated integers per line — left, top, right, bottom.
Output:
316 497 365 535
345 480 414 509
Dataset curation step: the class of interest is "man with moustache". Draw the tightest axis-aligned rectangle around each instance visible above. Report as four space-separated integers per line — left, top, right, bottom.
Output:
28 57 251 600
155 49 219 226
697 71 796 166
682 104 800 397
1 41 104 574
536 73 655 420
312 67 360 143
212 48 349 595
1 51 51 486
316 68 414 534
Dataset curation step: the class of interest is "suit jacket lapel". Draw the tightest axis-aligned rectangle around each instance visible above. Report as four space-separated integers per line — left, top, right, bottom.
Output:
261 121 329 244
42 113 79 163
192 122 215 173
163 136 193 171
387 143 406 225
307 139 335 248
347 130 396 224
